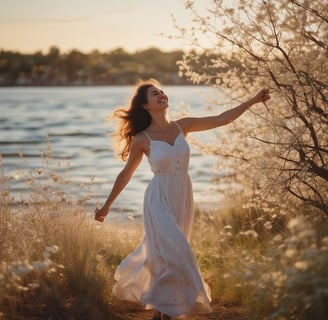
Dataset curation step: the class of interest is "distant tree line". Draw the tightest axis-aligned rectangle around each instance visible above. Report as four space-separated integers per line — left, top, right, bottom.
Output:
0 46 196 86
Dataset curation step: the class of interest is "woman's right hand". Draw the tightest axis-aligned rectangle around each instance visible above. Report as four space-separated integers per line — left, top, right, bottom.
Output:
95 206 109 222
252 88 271 104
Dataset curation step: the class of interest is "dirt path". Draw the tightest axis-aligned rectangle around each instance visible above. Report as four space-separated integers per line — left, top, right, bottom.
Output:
123 299 249 320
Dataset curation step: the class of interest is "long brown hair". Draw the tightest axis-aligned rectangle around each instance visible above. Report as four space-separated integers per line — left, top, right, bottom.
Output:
113 79 159 160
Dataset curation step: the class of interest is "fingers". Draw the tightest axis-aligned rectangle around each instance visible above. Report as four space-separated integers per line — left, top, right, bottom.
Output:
260 88 270 101
95 215 104 222
95 213 105 222
95 207 106 222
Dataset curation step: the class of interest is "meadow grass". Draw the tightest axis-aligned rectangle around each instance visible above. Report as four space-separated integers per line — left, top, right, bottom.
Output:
192 200 328 320
0 196 143 320
1 153 328 319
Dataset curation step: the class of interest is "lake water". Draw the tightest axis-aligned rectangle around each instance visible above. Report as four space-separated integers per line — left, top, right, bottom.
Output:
0 86 224 220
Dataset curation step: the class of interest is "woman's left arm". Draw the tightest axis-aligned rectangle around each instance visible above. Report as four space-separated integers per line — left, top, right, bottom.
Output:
179 89 271 133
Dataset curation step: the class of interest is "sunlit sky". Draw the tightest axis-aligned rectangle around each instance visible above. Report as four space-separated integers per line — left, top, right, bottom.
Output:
0 0 215 54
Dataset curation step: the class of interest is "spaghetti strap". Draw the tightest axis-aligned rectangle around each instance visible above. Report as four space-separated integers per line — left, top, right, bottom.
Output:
174 121 183 133
143 131 152 143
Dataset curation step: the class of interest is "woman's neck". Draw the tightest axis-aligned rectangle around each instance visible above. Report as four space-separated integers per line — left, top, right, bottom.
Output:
149 113 171 131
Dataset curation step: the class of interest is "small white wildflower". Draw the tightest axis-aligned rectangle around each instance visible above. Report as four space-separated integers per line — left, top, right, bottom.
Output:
13 172 22 180
17 285 29 291
273 234 283 243
223 225 232 231
321 237 328 250
280 209 288 216
288 217 307 232
127 212 134 220
285 248 297 258
263 207 274 213
11 263 33 276
46 245 59 254
271 271 286 287
33 260 51 272
43 245 59 259
28 282 40 289
294 260 310 271
264 221 273 230
48 267 57 274
243 230 258 238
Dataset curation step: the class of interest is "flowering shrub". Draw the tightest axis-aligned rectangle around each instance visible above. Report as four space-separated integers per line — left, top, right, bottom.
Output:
229 216 328 319
176 0 328 215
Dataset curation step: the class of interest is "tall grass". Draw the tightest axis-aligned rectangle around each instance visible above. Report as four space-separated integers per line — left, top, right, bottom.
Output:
192 200 328 319
0 150 143 319
1 150 328 319
0 195 143 319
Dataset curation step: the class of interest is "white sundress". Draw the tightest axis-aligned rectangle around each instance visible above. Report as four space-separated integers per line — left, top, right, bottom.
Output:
113 123 212 318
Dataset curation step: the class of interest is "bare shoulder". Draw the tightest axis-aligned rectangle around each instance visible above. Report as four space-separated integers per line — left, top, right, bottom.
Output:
133 132 149 152
176 117 198 134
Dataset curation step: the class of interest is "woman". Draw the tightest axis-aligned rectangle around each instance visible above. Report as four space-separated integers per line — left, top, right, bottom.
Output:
95 79 270 320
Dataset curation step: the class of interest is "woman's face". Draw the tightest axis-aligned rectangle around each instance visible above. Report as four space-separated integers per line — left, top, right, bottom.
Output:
144 86 169 111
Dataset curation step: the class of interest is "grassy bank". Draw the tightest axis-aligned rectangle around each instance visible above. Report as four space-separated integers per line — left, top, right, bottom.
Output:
1 157 328 319
0 196 145 320
192 203 328 319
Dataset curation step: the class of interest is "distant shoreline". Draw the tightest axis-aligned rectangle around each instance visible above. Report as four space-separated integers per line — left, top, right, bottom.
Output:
0 47 196 87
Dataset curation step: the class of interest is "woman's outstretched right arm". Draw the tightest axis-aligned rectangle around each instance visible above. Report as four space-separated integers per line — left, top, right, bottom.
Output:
95 135 145 222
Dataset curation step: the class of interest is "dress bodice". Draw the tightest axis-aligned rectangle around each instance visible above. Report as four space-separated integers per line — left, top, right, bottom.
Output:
145 132 190 177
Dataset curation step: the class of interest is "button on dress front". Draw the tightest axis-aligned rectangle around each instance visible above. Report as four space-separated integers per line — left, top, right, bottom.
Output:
113 126 211 318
